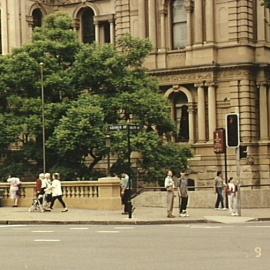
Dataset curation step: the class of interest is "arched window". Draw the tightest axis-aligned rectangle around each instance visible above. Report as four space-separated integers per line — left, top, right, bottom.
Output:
80 7 95 43
172 0 187 49
32 8 43 29
172 92 189 142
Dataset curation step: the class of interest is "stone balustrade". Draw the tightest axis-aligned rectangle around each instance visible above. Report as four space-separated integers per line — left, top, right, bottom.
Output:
0 177 121 210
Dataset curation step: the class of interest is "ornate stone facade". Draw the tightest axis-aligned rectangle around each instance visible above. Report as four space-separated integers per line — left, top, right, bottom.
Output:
1 0 270 186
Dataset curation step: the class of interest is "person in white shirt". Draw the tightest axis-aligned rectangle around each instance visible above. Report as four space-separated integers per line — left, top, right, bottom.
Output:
227 177 238 216
120 173 129 214
49 173 68 212
164 170 175 218
7 176 21 207
43 173 52 209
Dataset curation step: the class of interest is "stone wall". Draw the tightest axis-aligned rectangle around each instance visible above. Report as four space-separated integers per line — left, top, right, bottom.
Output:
133 189 270 208
0 177 122 210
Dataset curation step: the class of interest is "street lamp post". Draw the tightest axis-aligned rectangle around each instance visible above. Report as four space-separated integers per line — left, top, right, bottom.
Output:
40 62 46 173
105 135 111 176
127 122 133 219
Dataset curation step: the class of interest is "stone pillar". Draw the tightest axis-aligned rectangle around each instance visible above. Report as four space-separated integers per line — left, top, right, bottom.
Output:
197 84 206 142
160 8 167 50
148 0 157 49
138 0 146 38
257 0 265 42
259 83 269 140
194 0 203 44
95 23 99 43
109 21 114 44
207 83 216 142
188 103 195 144
184 0 194 47
205 0 214 43
1 0 9 54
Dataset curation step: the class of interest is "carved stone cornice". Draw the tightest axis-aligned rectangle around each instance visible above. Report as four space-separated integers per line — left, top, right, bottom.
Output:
184 0 194 13
39 0 86 6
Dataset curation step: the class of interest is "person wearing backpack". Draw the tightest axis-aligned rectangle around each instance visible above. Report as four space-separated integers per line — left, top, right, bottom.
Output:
227 177 238 216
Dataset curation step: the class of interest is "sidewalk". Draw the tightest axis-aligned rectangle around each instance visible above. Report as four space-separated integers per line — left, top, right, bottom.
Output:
0 207 269 225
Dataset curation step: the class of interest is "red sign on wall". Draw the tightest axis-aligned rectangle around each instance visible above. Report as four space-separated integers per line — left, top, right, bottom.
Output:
213 128 226 154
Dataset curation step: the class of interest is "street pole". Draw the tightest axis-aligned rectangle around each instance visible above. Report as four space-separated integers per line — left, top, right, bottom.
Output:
105 135 111 176
224 147 228 209
127 123 133 219
236 147 241 216
40 62 46 173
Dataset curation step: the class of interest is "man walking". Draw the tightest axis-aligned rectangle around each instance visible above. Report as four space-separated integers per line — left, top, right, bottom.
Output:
164 170 175 218
178 171 189 217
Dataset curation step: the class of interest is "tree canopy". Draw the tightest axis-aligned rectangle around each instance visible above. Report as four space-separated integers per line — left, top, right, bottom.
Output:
0 13 192 183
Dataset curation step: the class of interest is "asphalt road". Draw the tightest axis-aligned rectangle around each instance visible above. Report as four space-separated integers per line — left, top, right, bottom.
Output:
0 222 269 270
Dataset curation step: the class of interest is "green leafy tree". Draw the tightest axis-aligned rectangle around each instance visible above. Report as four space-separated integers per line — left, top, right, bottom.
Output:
0 13 192 182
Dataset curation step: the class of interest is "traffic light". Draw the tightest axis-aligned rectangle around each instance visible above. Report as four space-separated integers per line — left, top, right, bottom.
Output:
226 114 240 147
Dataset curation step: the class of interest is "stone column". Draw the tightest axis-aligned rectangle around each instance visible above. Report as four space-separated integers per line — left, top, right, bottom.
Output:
109 21 114 44
194 0 203 44
148 0 157 49
95 23 100 43
205 0 214 43
197 84 206 142
184 0 194 47
188 103 195 144
207 83 216 142
160 6 167 50
257 0 265 42
138 0 146 38
259 83 269 140
1 0 9 54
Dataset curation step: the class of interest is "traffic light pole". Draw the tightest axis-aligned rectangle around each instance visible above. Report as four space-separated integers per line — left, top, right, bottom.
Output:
224 147 228 209
236 147 241 216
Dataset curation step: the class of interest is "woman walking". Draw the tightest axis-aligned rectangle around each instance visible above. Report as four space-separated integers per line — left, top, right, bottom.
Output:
49 173 68 212
7 175 21 207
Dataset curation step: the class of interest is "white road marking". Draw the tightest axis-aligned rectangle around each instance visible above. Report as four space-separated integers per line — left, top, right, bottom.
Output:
32 231 54 233
69 227 89 230
247 225 270 228
97 231 120 234
34 239 61 242
162 224 190 228
0 225 28 228
114 226 135 230
189 225 222 229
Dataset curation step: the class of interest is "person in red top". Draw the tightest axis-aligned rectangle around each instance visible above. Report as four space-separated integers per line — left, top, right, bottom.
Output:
35 173 45 205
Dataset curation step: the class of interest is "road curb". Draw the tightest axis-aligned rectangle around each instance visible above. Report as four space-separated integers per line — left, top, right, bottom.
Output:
3 219 213 226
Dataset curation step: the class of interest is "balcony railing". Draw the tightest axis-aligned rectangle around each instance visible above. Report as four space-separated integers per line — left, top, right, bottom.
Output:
0 177 121 210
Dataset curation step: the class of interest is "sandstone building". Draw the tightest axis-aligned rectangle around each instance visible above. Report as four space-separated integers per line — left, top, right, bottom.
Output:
1 0 270 187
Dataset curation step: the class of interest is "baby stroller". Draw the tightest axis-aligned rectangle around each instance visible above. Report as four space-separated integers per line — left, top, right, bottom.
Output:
28 194 44 212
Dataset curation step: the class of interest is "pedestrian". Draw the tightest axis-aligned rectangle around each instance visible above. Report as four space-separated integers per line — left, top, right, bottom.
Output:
164 170 175 218
35 173 46 209
120 173 129 215
49 173 68 212
214 171 226 210
226 177 239 216
43 172 52 210
7 175 21 207
178 171 189 217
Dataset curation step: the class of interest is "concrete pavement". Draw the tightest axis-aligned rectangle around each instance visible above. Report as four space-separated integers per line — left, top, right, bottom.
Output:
0 206 269 225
